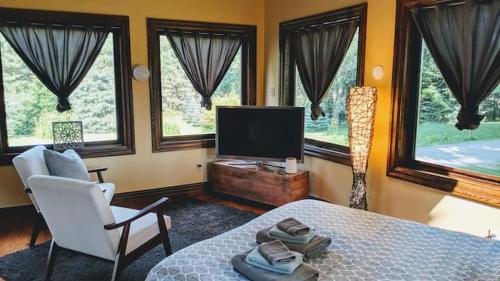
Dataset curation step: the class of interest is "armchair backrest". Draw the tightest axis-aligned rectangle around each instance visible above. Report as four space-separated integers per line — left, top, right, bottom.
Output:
28 175 120 260
12 146 50 213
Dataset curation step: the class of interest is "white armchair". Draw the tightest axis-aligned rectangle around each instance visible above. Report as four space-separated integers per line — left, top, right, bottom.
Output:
28 175 172 281
12 145 116 247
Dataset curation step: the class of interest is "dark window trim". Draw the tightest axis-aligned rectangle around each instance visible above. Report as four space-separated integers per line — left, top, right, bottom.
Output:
147 18 257 153
279 3 367 166
388 0 500 207
0 8 135 165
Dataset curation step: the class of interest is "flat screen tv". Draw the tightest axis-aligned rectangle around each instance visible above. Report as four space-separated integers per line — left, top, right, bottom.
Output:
216 106 304 162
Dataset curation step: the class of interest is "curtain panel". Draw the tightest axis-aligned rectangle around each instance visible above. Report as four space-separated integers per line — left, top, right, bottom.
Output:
411 0 500 130
163 30 242 110
0 24 109 112
281 19 358 120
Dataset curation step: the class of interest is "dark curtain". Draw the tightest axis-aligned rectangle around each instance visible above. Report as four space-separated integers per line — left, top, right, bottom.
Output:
164 30 242 110
0 24 109 112
411 0 500 130
294 20 358 120
279 31 295 106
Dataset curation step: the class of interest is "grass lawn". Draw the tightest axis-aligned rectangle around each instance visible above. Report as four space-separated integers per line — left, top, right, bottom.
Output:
416 121 500 146
302 122 500 149
304 127 348 146
162 111 214 136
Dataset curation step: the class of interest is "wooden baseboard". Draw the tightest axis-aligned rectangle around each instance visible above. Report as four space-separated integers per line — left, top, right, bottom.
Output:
1 183 209 214
0 204 37 217
111 182 209 206
308 193 334 203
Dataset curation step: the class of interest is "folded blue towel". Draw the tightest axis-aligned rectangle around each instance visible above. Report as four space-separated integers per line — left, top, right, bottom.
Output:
245 247 303 275
268 226 315 244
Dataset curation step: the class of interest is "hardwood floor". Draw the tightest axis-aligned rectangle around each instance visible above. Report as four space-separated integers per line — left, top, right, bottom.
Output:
0 191 270 258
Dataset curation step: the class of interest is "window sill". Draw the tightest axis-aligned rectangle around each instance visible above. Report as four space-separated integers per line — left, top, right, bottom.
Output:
387 164 500 207
304 140 351 166
0 142 135 166
153 134 215 153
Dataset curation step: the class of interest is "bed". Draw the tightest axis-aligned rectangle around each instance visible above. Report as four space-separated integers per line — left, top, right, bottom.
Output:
146 199 500 281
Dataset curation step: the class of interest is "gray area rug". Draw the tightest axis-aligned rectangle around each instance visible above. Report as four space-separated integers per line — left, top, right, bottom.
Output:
0 198 258 281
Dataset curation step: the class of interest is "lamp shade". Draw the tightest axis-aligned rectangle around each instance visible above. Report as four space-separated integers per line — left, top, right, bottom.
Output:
347 86 377 210
348 87 377 173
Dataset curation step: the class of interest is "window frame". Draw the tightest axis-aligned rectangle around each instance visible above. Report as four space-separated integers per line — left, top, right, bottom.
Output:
0 8 135 165
279 3 367 166
389 0 500 207
147 19 257 152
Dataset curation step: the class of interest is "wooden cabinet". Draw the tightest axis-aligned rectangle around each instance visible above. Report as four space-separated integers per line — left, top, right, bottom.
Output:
208 161 309 207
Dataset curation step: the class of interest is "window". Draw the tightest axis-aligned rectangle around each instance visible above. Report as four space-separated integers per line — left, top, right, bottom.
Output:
415 43 500 178
2 35 118 146
389 0 499 206
280 4 367 165
160 36 242 137
295 31 359 147
0 9 135 164
148 19 257 152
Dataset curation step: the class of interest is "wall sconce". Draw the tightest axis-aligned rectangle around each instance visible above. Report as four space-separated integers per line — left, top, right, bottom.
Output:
347 86 377 210
133 65 150 81
372 65 384 80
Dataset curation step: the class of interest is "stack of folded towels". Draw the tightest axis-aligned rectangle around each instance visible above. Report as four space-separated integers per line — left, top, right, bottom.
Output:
231 240 319 281
256 218 332 261
232 218 331 281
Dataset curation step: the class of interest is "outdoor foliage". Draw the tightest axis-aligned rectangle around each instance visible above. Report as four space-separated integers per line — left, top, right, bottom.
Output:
159 36 240 136
416 43 500 146
295 30 359 146
1 34 118 146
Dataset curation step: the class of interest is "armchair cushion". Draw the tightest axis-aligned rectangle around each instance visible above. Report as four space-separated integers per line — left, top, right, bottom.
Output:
44 149 90 181
98 183 116 203
111 206 171 255
12 145 50 213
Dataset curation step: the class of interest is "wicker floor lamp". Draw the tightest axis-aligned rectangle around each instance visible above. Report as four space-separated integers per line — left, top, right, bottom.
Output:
347 87 377 210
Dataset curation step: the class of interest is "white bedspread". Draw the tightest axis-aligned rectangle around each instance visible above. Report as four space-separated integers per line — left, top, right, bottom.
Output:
146 199 500 281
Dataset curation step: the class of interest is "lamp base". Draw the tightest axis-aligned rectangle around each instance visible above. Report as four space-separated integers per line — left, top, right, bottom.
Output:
349 172 367 210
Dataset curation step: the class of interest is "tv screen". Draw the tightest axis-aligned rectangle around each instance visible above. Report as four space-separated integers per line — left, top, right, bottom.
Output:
216 106 304 162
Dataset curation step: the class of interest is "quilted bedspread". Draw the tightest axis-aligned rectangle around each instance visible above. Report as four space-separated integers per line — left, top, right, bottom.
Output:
146 199 500 281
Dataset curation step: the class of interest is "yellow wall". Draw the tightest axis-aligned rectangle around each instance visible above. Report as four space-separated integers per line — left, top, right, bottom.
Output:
264 0 500 237
0 0 266 207
0 0 498 238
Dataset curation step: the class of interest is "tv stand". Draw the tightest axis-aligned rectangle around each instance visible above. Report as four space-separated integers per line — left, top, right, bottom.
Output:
208 161 309 206
227 161 286 174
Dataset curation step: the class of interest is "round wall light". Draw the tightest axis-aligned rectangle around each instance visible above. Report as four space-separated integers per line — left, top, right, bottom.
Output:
133 65 150 81
372 65 384 80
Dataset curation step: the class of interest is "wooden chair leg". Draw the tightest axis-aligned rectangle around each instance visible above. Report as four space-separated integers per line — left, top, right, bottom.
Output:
156 212 172 256
162 231 172 256
29 214 44 248
111 257 122 281
45 240 59 281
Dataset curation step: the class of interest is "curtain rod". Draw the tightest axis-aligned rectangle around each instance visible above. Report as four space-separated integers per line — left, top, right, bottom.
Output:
294 16 359 31
0 21 120 31
159 29 247 37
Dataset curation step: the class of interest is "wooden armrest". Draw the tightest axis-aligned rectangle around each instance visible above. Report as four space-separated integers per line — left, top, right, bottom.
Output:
88 166 108 183
104 197 169 230
87 166 108 173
